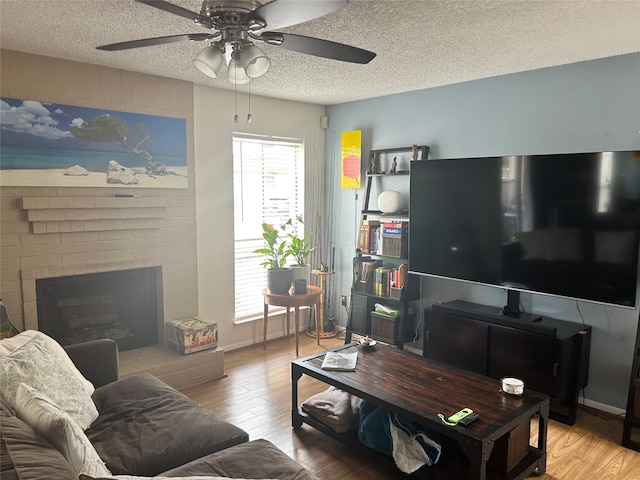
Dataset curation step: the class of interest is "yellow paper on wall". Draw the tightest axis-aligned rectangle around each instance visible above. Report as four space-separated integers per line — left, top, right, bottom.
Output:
341 130 361 189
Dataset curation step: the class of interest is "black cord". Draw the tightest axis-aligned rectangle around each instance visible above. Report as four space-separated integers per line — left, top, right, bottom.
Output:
575 301 587 330
578 388 624 420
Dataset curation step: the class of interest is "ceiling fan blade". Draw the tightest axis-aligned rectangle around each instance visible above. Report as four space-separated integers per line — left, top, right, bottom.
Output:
135 0 208 23
245 0 347 31
276 33 376 64
97 33 217 51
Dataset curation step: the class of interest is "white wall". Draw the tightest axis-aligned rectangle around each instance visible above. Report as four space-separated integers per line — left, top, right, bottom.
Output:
194 85 325 350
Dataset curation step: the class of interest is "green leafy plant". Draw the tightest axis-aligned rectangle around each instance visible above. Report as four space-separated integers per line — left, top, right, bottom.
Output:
253 223 290 270
284 215 315 266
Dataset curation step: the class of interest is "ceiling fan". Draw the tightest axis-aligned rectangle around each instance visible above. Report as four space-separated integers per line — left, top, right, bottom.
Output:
97 0 376 85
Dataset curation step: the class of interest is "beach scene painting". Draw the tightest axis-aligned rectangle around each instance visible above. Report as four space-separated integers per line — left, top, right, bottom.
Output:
0 97 188 188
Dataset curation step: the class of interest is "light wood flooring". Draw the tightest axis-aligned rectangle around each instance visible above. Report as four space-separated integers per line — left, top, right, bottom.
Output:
180 333 640 480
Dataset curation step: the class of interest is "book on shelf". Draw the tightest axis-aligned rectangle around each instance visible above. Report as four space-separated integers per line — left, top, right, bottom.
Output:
381 228 408 257
362 261 381 282
373 263 408 297
358 220 381 253
397 263 408 289
382 226 405 235
382 221 408 229
375 266 391 296
321 351 358 371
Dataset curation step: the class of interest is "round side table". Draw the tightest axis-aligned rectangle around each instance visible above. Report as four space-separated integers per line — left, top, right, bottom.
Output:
263 285 322 356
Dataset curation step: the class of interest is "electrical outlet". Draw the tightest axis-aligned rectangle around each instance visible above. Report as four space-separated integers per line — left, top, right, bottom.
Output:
340 295 347 306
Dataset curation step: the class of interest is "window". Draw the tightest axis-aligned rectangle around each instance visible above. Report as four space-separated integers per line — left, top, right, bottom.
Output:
233 134 304 320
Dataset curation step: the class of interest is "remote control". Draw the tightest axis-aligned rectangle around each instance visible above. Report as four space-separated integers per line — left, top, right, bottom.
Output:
457 412 479 426
447 408 473 424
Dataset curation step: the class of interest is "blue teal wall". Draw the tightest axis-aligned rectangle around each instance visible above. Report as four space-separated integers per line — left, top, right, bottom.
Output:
325 52 640 410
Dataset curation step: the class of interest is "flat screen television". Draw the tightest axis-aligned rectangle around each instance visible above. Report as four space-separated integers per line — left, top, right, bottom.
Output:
409 151 640 309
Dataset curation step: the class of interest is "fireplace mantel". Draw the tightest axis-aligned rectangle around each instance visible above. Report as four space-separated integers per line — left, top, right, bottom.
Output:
18 196 167 234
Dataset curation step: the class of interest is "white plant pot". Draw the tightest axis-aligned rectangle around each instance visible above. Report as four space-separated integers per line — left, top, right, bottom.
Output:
290 264 311 285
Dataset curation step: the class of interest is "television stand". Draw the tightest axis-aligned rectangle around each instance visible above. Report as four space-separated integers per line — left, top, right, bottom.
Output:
433 300 556 337
499 306 543 323
424 300 592 425
500 289 543 320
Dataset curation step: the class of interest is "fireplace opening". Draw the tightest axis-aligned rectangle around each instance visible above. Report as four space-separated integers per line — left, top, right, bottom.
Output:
36 267 162 351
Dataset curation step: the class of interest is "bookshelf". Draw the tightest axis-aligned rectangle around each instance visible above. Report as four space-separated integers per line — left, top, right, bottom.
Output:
345 145 429 348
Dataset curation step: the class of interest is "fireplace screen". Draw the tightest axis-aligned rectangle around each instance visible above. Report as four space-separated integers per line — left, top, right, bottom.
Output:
36 267 161 350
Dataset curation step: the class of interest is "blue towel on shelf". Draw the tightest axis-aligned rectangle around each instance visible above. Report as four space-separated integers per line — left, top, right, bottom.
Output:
358 400 441 474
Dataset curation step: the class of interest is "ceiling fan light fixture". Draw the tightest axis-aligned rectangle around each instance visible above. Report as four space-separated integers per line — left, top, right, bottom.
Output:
193 45 225 78
241 44 271 78
227 55 253 85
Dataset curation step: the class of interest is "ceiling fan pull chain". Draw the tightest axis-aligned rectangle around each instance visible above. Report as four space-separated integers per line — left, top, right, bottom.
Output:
233 62 239 124
247 82 252 123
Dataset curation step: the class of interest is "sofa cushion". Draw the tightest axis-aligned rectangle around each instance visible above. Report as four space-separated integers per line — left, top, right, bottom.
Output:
87 373 250 476
14 383 111 476
1 406 78 480
161 439 320 480
0 330 98 429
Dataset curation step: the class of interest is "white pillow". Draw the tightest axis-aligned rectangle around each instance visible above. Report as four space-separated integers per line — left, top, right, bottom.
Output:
14 383 111 477
0 330 98 429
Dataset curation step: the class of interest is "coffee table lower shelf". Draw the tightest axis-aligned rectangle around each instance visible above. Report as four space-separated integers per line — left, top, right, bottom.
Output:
295 408 545 480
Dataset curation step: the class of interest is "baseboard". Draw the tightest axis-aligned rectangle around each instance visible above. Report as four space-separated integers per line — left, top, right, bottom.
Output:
579 396 626 417
224 325 313 352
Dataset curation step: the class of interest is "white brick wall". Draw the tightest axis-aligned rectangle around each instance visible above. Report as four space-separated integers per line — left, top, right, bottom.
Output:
0 49 198 344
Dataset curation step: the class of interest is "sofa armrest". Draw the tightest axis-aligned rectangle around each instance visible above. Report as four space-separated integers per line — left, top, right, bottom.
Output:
64 339 118 388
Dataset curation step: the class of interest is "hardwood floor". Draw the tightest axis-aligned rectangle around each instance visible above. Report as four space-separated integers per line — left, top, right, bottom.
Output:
180 333 640 480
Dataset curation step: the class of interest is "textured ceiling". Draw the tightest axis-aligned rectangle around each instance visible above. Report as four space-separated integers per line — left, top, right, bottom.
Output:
1 0 639 105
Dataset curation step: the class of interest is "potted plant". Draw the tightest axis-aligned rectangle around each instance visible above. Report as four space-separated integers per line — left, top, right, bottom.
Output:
284 215 315 287
253 222 292 294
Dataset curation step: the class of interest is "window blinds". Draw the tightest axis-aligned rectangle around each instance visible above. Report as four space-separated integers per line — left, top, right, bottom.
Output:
233 134 304 320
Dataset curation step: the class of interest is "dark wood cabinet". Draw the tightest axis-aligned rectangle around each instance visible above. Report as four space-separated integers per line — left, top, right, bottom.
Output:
423 311 488 375
622 312 640 451
423 300 591 425
488 328 562 399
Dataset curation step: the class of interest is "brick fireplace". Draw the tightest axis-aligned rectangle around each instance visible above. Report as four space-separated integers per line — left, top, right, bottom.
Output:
0 50 225 390
1 189 227 389
36 267 162 350
12 194 190 343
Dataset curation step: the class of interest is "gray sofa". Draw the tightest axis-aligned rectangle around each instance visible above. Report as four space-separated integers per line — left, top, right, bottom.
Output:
1 335 318 480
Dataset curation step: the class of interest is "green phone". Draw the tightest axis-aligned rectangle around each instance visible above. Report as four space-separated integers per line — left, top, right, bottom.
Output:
448 408 474 424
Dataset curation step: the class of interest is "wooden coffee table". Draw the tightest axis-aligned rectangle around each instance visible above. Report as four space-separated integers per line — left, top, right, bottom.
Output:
292 343 548 480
